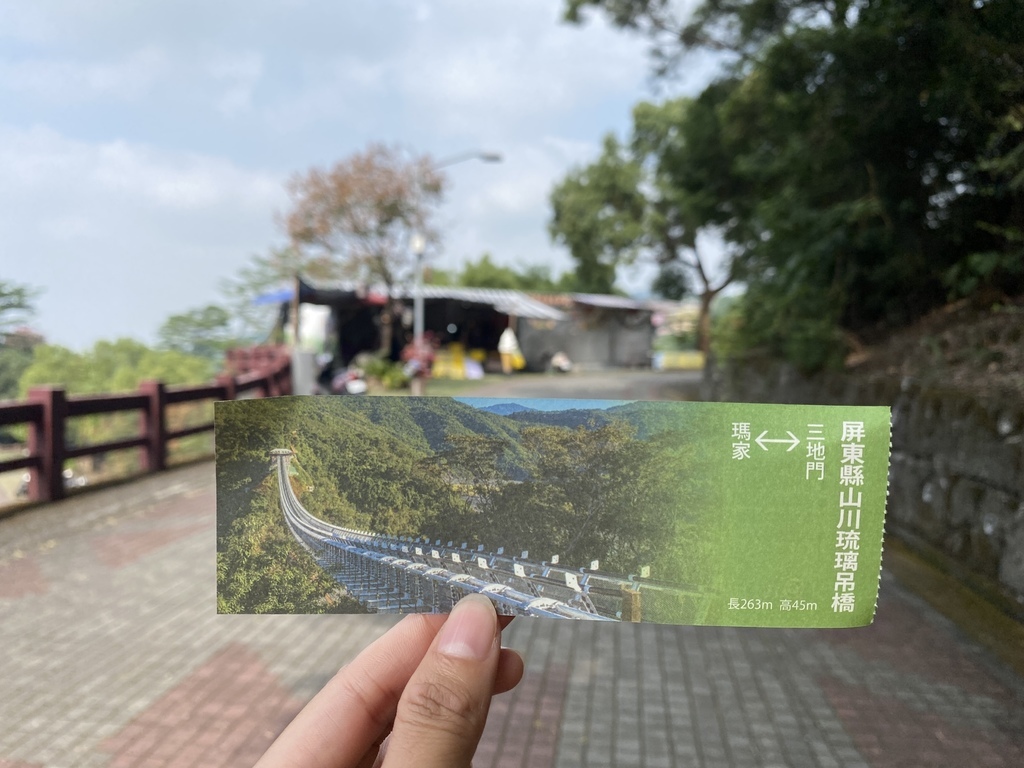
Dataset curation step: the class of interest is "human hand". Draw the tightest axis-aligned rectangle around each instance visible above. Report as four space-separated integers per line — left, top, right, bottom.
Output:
255 594 524 768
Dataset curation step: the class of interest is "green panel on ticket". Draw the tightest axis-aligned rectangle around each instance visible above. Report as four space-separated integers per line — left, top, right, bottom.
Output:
215 396 890 628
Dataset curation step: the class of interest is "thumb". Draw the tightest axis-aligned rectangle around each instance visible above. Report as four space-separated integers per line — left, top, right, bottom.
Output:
382 594 501 768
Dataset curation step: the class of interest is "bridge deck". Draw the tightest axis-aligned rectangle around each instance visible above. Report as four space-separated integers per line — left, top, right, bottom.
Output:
1 461 1022 767
273 453 667 621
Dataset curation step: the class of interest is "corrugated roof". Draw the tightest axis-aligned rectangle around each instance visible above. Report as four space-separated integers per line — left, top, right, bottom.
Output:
529 293 574 308
571 293 651 311
416 286 566 321
301 278 566 321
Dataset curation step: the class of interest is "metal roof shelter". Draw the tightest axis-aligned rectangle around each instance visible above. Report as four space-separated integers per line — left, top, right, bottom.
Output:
292 278 566 322
258 276 685 372
570 293 651 311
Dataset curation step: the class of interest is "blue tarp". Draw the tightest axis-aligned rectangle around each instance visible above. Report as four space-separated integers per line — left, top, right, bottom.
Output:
253 287 294 305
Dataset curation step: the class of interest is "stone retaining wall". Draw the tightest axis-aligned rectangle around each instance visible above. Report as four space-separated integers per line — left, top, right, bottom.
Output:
703 355 1024 606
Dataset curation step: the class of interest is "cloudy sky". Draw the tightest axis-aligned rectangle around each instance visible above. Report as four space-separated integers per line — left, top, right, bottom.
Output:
1 0 716 349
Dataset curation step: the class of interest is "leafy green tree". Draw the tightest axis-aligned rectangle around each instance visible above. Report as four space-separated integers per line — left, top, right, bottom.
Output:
0 281 42 399
517 265 581 293
20 339 212 466
217 474 366 614
157 304 238 367
549 135 647 294
424 265 457 286
454 253 580 292
457 253 523 290
0 327 43 401
421 434 512 529
437 421 685 575
21 339 210 395
550 96 743 351
948 104 1024 298
0 280 39 337
221 244 349 345
565 0 1024 368
564 0 859 64
0 347 33 401
284 144 446 354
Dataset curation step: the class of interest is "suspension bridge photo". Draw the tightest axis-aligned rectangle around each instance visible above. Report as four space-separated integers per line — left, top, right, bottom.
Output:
271 447 699 621
216 395 720 624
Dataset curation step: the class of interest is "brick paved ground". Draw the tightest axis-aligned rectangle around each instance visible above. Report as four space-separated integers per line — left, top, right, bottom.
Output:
1 373 1022 767
3 468 1022 768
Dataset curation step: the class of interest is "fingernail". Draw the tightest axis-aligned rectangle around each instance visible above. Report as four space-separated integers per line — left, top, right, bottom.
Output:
438 594 497 662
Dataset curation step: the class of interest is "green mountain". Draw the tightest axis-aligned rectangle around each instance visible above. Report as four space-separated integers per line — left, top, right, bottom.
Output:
327 396 525 453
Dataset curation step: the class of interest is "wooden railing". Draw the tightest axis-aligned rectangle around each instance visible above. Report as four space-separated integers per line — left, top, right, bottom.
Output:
0 348 291 504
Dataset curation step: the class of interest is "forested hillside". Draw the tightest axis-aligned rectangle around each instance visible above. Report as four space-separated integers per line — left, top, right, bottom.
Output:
216 396 721 613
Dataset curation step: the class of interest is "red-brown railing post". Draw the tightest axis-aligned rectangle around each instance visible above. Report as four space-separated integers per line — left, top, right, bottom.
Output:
27 386 67 502
280 363 291 396
139 380 167 472
216 373 236 402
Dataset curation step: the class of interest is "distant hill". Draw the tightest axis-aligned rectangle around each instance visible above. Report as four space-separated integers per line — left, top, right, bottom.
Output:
477 402 538 416
316 398 694 481
506 408 615 431
605 401 699 439
502 400 697 439
327 397 525 453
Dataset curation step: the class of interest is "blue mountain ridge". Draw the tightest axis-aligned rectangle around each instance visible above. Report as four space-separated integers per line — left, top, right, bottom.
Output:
477 402 539 416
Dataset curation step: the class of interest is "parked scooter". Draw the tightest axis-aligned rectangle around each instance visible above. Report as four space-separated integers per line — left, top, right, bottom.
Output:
327 367 368 395
314 356 368 396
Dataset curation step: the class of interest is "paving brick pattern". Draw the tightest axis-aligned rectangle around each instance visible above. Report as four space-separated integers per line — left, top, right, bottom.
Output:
2 454 1023 767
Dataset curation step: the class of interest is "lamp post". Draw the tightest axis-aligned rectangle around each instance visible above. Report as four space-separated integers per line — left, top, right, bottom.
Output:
410 150 501 395
412 231 427 352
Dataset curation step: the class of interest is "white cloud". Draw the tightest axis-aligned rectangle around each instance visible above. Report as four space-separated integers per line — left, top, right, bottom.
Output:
0 1 725 348
2 126 281 212
469 136 601 217
0 47 169 102
396 3 649 135
262 55 393 134
0 123 287 347
208 52 264 116
432 139 592 279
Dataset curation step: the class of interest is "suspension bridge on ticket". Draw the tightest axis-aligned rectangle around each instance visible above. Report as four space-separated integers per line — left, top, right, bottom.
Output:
271 448 698 621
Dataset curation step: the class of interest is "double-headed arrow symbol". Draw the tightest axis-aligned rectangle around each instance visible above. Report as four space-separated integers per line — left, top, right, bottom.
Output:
755 430 800 452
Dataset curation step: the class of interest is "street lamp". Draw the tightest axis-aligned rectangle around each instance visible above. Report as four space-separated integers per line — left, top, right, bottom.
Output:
433 150 503 169
412 231 428 348
410 150 502 394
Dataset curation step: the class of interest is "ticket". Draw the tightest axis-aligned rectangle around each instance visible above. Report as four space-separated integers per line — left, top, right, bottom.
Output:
216 396 890 627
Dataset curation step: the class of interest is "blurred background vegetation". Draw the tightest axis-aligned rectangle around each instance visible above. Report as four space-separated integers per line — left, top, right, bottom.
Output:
3 0 1021 487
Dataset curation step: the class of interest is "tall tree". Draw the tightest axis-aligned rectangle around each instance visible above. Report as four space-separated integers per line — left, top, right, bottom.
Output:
220 245 340 344
284 144 446 354
285 144 445 290
0 280 39 339
453 253 579 292
20 340 212 460
550 97 744 352
549 135 647 295
564 0 857 63
474 421 678 573
157 304 238 366
632 91 747 352
566 0 1024 367
0 282 41 400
